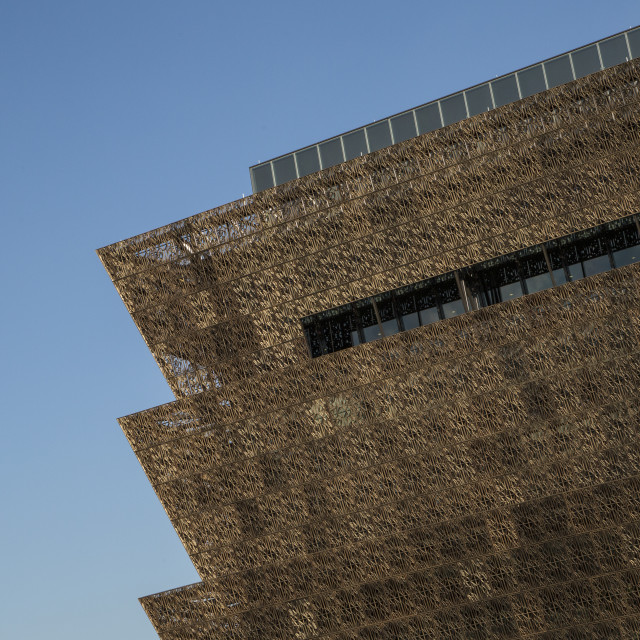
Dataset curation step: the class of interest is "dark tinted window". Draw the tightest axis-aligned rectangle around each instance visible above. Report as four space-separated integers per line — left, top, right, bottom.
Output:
544 55 574 88
319 138 344 169
628 28 640 58
251 164 274 192
303 214 640 358
390 112 417 143
465 84 493 116
366 121 392 152
295 147 320 177
342 129 368 160
518 64 546 98
273 155 297 185
491 74 519 107
440 93 467 126
415 103 442 134
610 221 640 267
376 295 399 336
571 45 602 78
599 35 630 68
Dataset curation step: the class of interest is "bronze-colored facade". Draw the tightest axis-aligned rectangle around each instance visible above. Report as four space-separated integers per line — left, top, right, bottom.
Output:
99 57 640 639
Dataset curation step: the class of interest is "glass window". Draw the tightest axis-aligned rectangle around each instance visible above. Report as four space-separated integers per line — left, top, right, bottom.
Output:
419 307 439 325
548 242 579 284
525 272 553 294
571 45 602 79
376 296 400 336
466 257 522 307
328 313 353 352
363 324 383 342
273 155 297 185
313 320 332 355
609 219 640 257
377 296 395 320
567 263 583 282
390 112 417 143
415 103 442 134
251 163 274 192
628 28 640 59
295 147 320 178
342 129 368 160
613 245 640 267
434 278 463 318
402 312 420 331
465 84 493 116
303 213 640 358
582 254 611 277
319 138 344 169
491 74 519 107
520 250 548 277
576 235 608 264
599 35 630 68
366 121 392 152
396 291 416 314
440 93 467 126
397 291 419 330
544 55 574 88
552 268 567 285
381 318 399 336
500 281 523 301
517 64 546 98
357 302 380 344
609 221 640 268
519 250 551 294
442 299 464 318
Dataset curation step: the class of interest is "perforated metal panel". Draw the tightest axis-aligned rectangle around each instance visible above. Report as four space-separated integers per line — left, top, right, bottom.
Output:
100 59 640 640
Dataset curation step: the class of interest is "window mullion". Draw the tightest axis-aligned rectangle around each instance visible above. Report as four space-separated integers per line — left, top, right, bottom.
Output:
371 298 386 337
541 244 557 286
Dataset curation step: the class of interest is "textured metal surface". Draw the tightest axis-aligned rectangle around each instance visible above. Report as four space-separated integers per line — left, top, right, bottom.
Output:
99 59 640 639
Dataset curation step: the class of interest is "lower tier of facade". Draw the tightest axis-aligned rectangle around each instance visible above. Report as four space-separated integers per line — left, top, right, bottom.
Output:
136 263 640 640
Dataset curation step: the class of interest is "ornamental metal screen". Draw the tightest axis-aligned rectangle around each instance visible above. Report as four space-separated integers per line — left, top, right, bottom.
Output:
99 58 640 639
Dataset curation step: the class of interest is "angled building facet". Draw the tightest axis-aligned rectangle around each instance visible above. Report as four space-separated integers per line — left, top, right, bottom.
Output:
99 27 640 639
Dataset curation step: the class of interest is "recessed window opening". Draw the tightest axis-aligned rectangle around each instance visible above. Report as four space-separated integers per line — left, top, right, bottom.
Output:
302 213 640 358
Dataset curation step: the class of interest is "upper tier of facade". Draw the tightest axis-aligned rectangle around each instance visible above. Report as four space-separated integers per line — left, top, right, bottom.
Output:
98 55 640 417
249 26 640 193
99 32 640 640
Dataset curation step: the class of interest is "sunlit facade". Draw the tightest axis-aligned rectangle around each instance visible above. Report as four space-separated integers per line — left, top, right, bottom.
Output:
100 27 640 640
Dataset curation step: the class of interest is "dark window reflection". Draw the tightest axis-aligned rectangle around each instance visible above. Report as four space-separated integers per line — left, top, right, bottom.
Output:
571 45 602 79
390 112 417 143
491 74 520 107
376 295 399 336
251 163 274 192
599 35 629 69
629 27 640 59
544 55 574 89
303 214 640 357
358 302 381 343
609 221 640 267
438 278 464 317
465 84 493 116
465 248 556 309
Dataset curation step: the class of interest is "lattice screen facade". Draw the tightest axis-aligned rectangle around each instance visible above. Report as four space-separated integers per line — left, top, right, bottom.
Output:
98 59 640 639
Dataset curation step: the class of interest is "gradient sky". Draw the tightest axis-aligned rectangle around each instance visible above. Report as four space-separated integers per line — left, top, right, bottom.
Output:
2 2 639 638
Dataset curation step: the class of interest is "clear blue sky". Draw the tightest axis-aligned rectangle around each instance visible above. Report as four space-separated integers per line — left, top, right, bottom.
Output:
1 2 638 638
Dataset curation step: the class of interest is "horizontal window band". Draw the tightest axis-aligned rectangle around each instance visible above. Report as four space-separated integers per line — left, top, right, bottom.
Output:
303 213 640 358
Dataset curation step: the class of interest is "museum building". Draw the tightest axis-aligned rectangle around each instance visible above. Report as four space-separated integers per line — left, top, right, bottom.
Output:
99 26 640 640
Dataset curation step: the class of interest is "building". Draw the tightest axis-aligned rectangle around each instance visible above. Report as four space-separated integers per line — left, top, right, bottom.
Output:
99 27 640 640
